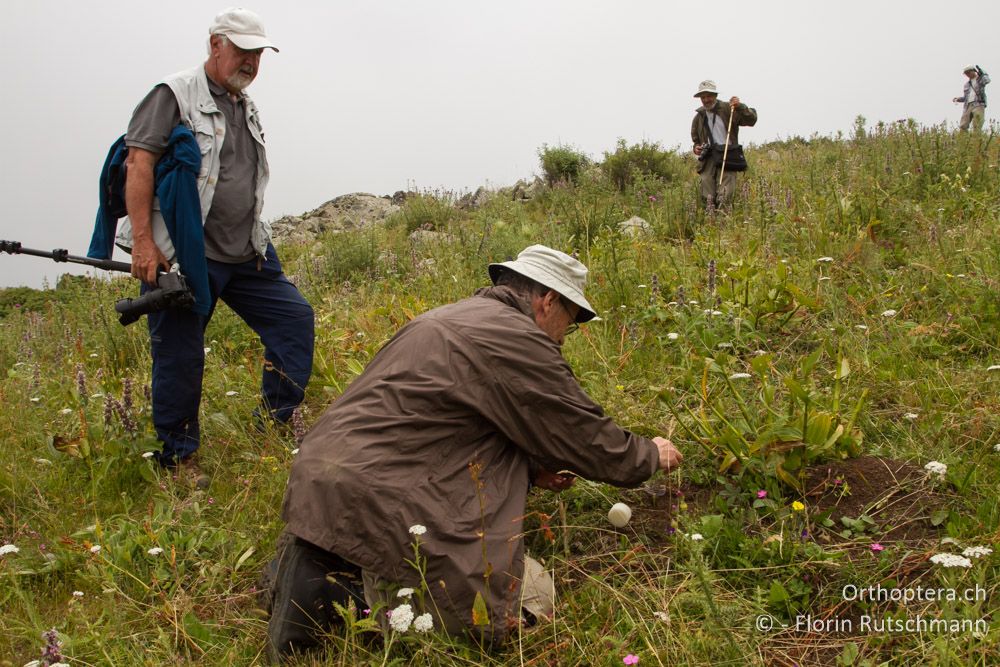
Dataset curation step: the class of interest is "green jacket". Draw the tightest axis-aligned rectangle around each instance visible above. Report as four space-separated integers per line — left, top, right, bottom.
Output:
691 101 758 172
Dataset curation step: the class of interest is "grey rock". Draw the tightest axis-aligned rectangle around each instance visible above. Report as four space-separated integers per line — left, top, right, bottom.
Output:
270 193 400 245
619 215 651 236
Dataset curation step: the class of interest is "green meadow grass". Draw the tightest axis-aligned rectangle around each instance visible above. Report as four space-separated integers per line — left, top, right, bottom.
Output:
2 120 999 666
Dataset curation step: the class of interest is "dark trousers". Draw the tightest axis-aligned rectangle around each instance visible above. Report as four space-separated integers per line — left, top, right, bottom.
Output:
266 536 367 661
147 243 314 464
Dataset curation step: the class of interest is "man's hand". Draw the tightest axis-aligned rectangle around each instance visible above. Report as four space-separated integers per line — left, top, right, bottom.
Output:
534 469 576 492
693 144 704 156
729 96 741 108
654 437 682 471
130 236 170 285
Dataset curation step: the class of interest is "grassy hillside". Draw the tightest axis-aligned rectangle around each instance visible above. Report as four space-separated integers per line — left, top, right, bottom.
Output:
2 120 999 666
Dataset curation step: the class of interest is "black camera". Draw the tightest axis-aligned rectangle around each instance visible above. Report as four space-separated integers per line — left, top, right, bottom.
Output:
115 270 195 325
697 143 712 161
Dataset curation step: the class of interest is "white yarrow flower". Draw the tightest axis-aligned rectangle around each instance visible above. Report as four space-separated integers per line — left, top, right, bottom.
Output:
291 448 300 456
688 533 704 541
729 373 752 380
962 546 993 559
816 257 834 263
141 452 155 459
0 543 19 556
994 443 1000 453
929 553 973 569
397 587 415 598
653 611 670 623
90 545 102 554
903 412 919 420
413 612 434 633
225 390 238 397
924 461 947 480
408 524 427 536
881 309 897 317
666 332 679 341
59 408 73 415
147 547 164 556
388 603 414 632
855 325 868 330
72 590 84 598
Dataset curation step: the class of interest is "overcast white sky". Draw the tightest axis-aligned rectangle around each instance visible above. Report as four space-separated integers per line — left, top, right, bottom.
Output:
1 0 996 288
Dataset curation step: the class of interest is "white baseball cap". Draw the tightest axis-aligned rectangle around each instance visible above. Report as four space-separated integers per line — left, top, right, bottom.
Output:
489 245 597 323
694 79 718 97
209 7 279 52
963 64 977 73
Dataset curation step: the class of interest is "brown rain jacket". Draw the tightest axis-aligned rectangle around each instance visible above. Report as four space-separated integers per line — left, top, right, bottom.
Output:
691 100 758 173
280 286 659 642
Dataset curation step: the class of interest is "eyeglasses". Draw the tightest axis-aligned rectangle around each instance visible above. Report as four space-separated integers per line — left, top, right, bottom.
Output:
559 296 581 336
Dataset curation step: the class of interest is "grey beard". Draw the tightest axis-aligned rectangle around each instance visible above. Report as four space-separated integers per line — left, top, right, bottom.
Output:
226 72 253 92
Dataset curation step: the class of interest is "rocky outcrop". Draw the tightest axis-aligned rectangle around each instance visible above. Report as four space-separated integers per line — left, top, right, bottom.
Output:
455 186 492 211
270 193 400 245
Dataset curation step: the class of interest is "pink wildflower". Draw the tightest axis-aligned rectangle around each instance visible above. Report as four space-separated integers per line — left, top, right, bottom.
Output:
756 490 767 499
624 655 639 665
870 543 884 552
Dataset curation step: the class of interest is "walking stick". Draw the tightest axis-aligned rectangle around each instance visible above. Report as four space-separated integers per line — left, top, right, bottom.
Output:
718 100 736 186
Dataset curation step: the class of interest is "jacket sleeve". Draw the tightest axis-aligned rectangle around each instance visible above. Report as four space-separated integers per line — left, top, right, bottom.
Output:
691 113 703 145
467 328 659 488
735 103 758 127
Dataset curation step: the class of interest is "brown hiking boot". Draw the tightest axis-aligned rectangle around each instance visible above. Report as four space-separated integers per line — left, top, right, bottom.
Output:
174 455 210 490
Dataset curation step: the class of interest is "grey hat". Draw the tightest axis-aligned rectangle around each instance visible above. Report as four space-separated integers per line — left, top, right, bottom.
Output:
694 79 718 97
489 245 597 323
963 64 977 73
209 7 279 52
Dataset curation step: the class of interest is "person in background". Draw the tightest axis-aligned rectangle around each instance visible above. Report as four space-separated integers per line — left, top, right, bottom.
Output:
690 79 757 211
954 64 990 132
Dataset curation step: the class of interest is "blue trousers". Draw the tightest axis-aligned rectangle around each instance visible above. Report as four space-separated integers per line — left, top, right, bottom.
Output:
146 244 314 464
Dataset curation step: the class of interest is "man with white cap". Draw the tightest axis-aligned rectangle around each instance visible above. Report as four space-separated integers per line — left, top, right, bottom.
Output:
117 8 314 483
266 245 681 659
690 79 757 211
953 65 990 132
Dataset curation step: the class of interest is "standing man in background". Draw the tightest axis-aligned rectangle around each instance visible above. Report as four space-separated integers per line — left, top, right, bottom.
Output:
690 79 757 211
954 65 990 132
117 8 314 485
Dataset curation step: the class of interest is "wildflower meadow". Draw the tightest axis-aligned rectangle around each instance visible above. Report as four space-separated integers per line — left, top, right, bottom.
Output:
2 118 1000 665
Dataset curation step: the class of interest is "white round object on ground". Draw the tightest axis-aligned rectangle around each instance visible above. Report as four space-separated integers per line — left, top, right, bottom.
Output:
608 502 632 528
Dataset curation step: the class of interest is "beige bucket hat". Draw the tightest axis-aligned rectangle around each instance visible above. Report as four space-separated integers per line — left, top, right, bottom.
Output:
694 79 718 97
489 245 597 322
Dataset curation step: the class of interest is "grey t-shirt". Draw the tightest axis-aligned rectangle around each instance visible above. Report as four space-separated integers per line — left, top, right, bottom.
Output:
126 72 258 263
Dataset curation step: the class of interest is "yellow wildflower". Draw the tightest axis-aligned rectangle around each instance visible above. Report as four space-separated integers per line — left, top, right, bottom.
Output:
791 501 805 512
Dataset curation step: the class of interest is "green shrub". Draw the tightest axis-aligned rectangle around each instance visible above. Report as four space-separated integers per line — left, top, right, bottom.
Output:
392 193 459 233
601 139 682 191
537 143 590 186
